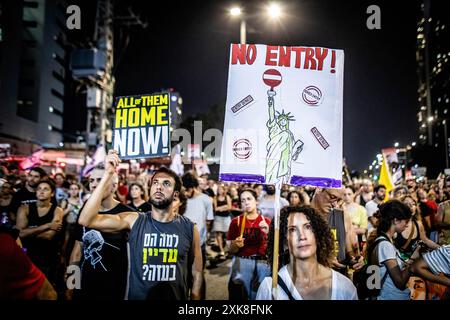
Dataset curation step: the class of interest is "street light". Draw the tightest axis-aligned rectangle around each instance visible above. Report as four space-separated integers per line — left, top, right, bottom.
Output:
229 7 246 44
230 7 241 16
267 3 282 19
230 3 283 44
394 142 399 147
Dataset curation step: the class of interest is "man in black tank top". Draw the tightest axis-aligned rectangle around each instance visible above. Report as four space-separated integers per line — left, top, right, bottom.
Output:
78 151 203 300
311 188 364 273
68 166 132 300
16 180 64 287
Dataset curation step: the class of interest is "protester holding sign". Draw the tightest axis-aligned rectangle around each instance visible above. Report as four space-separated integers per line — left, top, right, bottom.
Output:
256 205 357 300
78 150 203 300
227 188 271 300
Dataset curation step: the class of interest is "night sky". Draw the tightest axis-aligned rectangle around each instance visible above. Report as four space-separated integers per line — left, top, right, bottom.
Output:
112 0 421 172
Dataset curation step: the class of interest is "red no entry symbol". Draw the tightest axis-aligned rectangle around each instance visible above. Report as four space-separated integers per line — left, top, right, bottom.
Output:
262 69 282 89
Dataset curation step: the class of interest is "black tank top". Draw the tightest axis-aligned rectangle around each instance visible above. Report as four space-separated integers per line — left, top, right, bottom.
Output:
215 197 229 217
126 212 194 300
394 220 420 256
22 203 60 269
74 203 131 300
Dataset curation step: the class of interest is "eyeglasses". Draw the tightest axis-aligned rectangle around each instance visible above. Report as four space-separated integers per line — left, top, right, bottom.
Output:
323 189 343 206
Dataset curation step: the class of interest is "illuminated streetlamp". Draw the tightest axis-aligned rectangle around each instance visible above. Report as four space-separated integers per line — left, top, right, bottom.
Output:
230 3 283 44
267 3 282 19
230 7 246 44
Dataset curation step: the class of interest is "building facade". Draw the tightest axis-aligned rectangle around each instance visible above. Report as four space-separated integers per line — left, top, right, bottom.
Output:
0 0 66 154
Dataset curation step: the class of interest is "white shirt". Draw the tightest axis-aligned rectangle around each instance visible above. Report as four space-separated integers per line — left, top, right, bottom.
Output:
365 200 379 233
184 193 214 246
376 238 410 300
423 244 450 276
256 265 358 300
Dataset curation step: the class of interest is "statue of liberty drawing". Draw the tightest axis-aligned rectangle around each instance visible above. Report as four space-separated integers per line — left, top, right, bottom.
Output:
262 69 304 184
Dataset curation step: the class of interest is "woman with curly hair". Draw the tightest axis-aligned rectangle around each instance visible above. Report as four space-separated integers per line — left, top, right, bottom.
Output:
256 205 357 300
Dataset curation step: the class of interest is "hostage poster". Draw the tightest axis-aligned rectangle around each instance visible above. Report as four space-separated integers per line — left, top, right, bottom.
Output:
219 44 344 188
113 93 171 160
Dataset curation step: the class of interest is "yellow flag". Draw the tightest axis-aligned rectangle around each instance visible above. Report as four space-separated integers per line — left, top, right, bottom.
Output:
378 153 393 200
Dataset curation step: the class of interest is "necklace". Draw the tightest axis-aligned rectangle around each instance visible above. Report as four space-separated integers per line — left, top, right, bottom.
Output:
149 213 165 234
246 215 260 228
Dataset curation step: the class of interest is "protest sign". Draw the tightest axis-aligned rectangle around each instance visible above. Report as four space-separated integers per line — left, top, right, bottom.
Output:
220 44 344 187
113 93 171 160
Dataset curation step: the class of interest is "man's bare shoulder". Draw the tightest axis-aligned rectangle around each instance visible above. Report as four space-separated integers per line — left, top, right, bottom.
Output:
118 211 140 229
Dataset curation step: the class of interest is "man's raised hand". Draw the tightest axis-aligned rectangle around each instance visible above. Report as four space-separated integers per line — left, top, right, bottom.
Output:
105 150 120 174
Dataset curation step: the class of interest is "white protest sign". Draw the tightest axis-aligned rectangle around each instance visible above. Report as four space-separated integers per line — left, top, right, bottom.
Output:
220 44 344 187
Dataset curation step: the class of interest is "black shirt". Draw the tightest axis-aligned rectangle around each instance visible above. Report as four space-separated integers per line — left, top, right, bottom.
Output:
203 188 215 198
73 203 133 300
10 187 57 214
128 201 152 213
10 187 37 214
21 203 60 269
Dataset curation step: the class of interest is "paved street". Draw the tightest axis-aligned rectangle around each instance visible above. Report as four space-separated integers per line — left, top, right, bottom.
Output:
204 246 231 300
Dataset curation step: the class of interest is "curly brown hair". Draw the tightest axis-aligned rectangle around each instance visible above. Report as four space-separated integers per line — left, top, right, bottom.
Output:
267 205 335 270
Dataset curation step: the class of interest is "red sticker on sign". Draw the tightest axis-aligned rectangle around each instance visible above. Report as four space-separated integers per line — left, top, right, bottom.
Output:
262 69 282 88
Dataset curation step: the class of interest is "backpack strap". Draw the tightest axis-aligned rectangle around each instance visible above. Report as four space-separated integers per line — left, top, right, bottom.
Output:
277 276 296 300
367 237 388 261
369 237 390 293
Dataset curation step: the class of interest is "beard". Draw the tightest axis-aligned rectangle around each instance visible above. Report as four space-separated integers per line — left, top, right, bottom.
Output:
266 188 275 195
28 181 39 188
150 195 173 209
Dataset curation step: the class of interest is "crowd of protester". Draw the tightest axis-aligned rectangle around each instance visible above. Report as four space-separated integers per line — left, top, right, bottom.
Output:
1 157 449 300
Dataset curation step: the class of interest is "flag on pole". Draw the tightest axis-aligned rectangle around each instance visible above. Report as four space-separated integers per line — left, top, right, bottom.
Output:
19 149 45 170
378 153 394 200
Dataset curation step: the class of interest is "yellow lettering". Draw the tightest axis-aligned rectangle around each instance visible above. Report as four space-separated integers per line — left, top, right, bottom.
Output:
160 94 168 105
157 106 168 125
141 107 156 126
168 249 178 263
128 108 140 127
141 96 149 107
160 248 168 263
143 248 147 264
117 98 124 108
115 109 127 128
